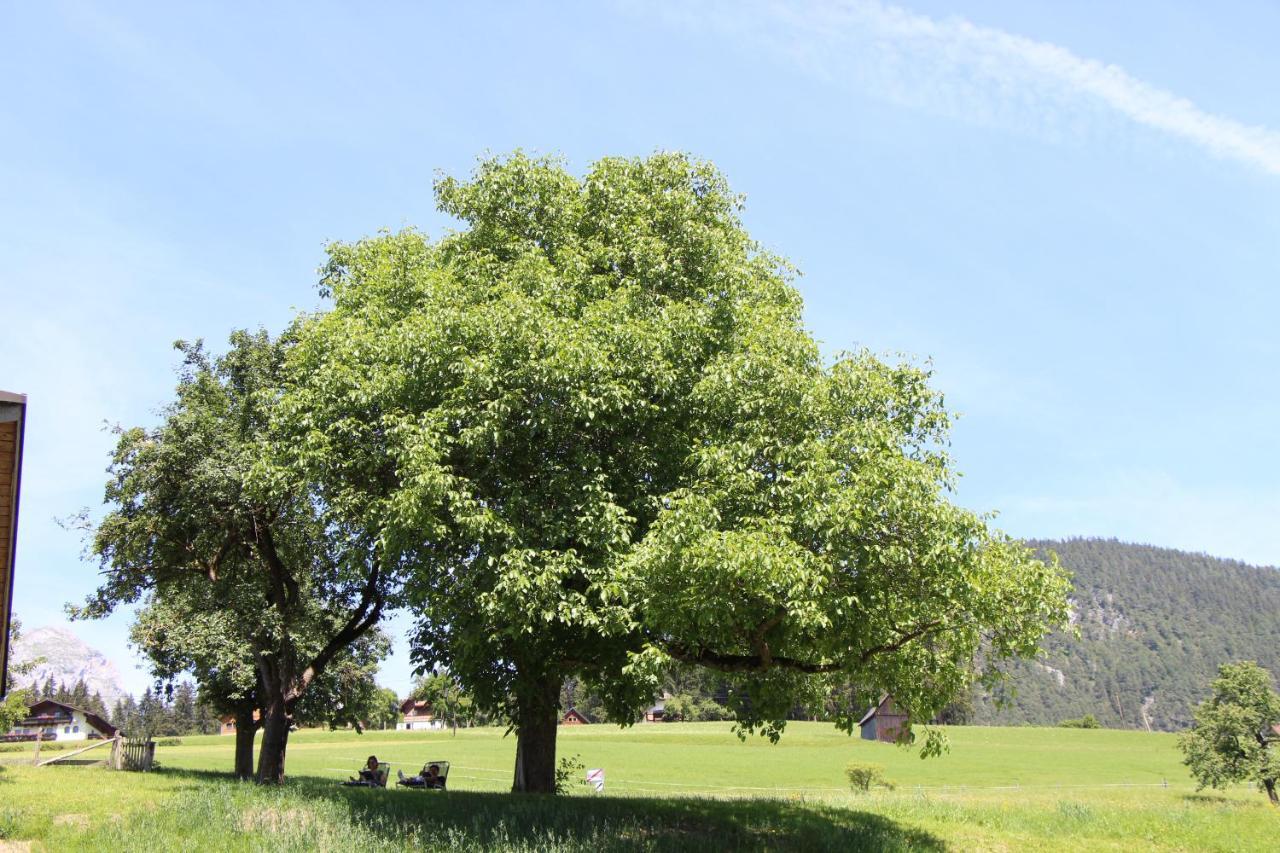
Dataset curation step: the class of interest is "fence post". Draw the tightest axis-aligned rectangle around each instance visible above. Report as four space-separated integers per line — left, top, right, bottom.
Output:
32 731 41 766
111 733 122 770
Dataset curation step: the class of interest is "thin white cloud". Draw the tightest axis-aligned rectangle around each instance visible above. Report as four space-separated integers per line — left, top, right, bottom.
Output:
651 0 1280 176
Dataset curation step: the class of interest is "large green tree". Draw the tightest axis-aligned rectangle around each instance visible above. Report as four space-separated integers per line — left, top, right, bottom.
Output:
1180 661 1280 805
273 151 1070 793
75 331 393 783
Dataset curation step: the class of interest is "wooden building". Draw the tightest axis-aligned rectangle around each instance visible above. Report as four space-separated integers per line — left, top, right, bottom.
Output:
397 698 443 731
7 699 117 741
0 391 25 698
561 708 593 725
219 710 261 735
858 695 911 743
643 696 667 722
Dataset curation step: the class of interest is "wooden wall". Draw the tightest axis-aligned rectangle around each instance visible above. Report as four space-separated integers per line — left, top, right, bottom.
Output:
0 403 24 697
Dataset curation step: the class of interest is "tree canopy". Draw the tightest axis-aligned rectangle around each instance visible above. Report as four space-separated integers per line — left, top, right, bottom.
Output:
76 330 393 782
1180 661 1280 805
275 151 1070 792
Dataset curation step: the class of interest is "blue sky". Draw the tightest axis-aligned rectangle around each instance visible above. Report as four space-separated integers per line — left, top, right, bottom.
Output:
2 0 1278 699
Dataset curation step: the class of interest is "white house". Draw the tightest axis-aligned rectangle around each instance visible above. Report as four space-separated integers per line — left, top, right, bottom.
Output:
397 698 444 731
7 699 118 741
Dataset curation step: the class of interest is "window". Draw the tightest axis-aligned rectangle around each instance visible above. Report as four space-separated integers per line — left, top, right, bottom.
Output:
64 726 70 733
73 725 80 733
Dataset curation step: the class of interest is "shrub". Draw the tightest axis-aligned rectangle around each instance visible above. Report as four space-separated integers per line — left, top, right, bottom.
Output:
845 761 894 792
554 753 586 794
1058 714 1101 729
155 738 184 747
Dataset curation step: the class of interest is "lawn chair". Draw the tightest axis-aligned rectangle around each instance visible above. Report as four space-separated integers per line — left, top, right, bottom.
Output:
343 761 390 787
397 759 449 790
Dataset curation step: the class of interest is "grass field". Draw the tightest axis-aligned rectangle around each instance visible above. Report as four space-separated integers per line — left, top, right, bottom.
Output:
0 723 1275 851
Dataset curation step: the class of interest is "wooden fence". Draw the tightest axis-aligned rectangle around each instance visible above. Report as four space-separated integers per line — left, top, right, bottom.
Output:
34 733 155 771
115 735 156 771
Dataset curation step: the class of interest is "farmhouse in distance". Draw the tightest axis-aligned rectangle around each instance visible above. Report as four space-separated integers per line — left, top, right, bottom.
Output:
397 698 444 731
4 698 117 742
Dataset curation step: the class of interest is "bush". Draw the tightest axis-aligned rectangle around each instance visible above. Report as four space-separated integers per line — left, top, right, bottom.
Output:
554 753 586 794
845 761 894 793
1058 714 1101 729
155 738 184 747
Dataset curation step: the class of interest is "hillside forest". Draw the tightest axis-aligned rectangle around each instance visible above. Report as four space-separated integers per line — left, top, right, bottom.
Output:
970 538 1280 731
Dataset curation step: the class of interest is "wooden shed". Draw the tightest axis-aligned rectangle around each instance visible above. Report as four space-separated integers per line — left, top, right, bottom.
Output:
219 710 261 735
858 695 911 743
561 708 593 725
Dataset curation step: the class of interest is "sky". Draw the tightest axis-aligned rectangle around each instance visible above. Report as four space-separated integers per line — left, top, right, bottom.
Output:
2 0 1278 700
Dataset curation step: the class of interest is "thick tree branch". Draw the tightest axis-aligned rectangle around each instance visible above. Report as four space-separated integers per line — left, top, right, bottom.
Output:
664 642 843 674
857 619 946 664
295 556 385 698
253 518 299 611
750 606 788 668
661 616 946 675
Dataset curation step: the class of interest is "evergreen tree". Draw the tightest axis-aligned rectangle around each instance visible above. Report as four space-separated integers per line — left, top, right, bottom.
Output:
171 682 197 735
136 687 163 737
115 695 139 733
193 696 221 735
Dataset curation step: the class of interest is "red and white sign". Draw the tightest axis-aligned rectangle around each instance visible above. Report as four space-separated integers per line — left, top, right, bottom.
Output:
585 768 604 792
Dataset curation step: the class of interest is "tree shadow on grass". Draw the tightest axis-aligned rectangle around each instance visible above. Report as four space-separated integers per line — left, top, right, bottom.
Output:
162 768 944 852
154 768 947 845
1180 792 1256 807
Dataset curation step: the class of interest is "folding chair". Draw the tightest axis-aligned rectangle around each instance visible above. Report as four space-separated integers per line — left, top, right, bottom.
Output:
397 759 450 789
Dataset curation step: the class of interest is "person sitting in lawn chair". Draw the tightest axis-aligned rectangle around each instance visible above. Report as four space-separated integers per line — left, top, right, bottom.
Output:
343 755 388 787
398 761 448 789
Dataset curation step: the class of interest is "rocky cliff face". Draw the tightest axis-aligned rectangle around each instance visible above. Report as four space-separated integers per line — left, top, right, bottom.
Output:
9 625 127 708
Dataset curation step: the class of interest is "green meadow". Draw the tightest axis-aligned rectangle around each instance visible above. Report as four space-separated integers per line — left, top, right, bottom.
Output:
0 723 1274 851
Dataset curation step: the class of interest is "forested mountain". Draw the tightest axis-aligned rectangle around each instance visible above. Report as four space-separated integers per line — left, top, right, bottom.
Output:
971 538 1280 731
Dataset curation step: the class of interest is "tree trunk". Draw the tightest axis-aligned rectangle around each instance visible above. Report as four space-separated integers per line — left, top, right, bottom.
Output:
233 709 257 781
1265 778 1278 806
256 691 291 785
512 675 560 794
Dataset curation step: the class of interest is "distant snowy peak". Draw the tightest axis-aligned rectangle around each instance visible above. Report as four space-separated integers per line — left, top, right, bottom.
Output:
10 625 127 708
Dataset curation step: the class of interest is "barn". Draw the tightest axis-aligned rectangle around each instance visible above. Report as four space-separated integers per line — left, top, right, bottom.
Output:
219 710 261 735
858 695 911 743
397 698 444 731
561 708 593 725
